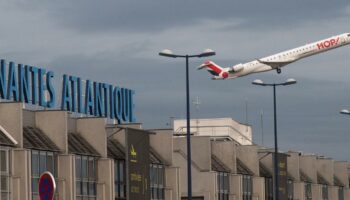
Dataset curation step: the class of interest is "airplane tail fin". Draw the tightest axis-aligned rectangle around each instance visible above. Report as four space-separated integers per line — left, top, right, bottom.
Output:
198 60 228 79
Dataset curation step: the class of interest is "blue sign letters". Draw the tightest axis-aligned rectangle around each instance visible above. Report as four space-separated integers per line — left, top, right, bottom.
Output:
0 59 136 123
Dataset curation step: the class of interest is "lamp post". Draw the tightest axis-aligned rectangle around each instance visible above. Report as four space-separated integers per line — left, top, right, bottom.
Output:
252 78 297 200
159 49 215 200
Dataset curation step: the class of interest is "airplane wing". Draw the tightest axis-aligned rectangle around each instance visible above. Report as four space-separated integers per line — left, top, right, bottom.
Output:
256 59 295 69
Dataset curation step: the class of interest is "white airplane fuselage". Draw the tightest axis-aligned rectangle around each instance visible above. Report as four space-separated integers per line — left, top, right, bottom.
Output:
201 33 350 80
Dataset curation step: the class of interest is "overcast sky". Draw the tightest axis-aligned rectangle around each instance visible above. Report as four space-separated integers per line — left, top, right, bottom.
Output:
1 1 350 161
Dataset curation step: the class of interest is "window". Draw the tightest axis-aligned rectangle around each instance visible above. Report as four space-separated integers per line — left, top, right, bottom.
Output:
287 179 293 200
338 187 344 200
322 184 328 200
265 177 273 200
114 160 126 200
217 172 229 200
347 34 350 37
75 155 97 200
31 150 57 200
305 182 312 200
150 164 165 200
242 175 252 200
0 148 10 200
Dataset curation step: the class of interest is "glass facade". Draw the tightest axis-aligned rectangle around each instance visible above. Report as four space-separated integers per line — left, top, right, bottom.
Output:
217 172 229 200
242 175 252 200
338 187 344 200
150 164 165 200
265 177 273 200
321 184 328 200
305 182 312 200
31 150 57 200
75 155 97 200
114 160 126 200
287 179 293 200
0 148 10 200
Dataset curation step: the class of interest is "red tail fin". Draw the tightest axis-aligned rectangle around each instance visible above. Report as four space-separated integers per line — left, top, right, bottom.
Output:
198 61 223 76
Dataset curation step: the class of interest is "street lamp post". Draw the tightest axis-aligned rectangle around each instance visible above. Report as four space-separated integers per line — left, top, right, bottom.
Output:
252 78 297 200
159 49 215 200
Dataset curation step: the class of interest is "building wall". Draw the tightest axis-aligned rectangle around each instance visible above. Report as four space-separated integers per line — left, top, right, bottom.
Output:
0 103 23 147
300 155 317 183
11 149 31 200
334 161 349 187
173 118 252 145
211 140 237 173
2 103 350 200
317 157 334 185
236 145 259 175
287 151 300 181
150 129 173 166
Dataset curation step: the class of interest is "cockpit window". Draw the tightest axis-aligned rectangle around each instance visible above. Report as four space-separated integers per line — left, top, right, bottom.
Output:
348 34 350 37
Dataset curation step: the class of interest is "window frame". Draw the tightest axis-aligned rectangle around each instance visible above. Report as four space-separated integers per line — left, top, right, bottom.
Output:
114 159 126 200
217 172 229 200
150 163 165 200
31 149 58 200
75 155 98 200
305 182 312 200
242 174 252 200
0 147 11 200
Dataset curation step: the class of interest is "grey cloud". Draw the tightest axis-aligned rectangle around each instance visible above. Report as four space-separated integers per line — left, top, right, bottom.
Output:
12 0 350 33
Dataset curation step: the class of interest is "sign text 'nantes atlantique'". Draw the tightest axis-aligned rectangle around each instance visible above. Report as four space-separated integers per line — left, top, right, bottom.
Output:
0 59 135 123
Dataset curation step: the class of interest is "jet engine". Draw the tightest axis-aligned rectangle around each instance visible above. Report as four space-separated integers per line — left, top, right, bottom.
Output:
230 63 244 72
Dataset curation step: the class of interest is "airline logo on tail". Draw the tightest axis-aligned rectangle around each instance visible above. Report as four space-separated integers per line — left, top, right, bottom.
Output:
198 61 229 79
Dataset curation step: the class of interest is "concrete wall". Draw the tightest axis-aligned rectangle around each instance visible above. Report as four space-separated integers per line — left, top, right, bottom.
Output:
35 110 68 153
97 158 114 200
0 103 23 147
173 118 252 145
211 140 236 173
173 151 215 199
76 117 107 157
165 167 181 200
22 110 35 127
316 157 334 185
57 154 74 200
299 155 317 183
236 145 259 175
173 136 211 171
259 151 273 175
345 188 350 200
311 184 320 200
11 149 31 200
293 182 304 200
230 174 242 200
252 177 264 200
287 151 300 181
329 186 338 200
150 129 173 166
334 161 349 187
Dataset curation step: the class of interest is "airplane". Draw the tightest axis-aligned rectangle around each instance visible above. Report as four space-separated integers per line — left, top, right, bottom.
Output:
198 33 350 80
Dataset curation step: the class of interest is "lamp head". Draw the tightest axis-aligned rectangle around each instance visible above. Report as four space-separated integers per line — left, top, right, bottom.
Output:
198 49 216 58
283 78 297 86
159 49 177 58
252 79 265 86
340 109 350 115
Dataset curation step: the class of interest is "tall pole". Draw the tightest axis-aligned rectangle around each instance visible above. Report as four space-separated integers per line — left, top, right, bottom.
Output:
185 55 192 200
273 84 280 200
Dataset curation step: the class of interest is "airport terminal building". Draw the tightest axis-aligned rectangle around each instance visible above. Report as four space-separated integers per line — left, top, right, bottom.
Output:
0 102 349 200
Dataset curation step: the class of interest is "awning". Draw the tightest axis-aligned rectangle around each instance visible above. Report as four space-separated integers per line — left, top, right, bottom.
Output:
23 126 60 152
